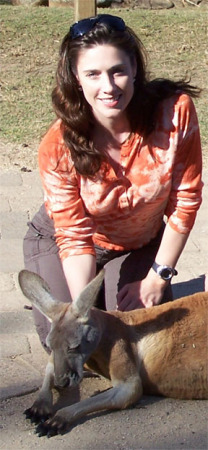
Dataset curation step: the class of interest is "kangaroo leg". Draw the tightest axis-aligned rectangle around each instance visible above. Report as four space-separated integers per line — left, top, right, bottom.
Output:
36 375 143 437
24 355 55 424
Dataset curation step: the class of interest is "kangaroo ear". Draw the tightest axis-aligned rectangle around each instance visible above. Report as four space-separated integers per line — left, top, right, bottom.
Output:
18 270 66 322
72 269 105 317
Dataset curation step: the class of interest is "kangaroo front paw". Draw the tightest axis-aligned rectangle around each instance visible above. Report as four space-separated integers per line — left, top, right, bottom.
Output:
24 401 52 425
35 415 69 437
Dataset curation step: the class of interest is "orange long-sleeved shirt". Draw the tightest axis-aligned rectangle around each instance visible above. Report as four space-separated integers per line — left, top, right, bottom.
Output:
39 94 203 261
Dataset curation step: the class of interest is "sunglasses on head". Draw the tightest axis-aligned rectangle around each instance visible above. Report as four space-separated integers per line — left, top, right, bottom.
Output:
69 14 126 40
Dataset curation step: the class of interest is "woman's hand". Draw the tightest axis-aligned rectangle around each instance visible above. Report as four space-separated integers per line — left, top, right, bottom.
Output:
116 269 168 311
117 223 190 311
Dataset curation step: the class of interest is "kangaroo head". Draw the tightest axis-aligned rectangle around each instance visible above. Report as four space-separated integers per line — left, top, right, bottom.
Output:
18 270 104 388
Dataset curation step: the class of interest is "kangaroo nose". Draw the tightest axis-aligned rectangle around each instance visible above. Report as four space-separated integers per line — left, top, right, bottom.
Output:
55 374 70 388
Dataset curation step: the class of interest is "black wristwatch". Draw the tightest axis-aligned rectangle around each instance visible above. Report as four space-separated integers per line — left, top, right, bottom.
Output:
152 262 178 281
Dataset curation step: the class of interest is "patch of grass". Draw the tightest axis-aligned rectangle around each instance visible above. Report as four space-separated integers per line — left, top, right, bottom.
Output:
0 5 207 163
1 6 74 146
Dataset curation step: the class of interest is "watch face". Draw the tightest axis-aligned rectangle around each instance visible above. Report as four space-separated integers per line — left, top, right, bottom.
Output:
159 267 172 280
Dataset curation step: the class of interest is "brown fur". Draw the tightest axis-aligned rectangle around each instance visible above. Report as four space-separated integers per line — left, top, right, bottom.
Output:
18 270 208 436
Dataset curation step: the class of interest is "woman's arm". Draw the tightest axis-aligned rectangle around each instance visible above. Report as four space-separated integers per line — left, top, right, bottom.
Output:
152 221 189 271
117 223 189 310
118 95 202 311
141 223 190 306
62 254 96 301
38 122 96 263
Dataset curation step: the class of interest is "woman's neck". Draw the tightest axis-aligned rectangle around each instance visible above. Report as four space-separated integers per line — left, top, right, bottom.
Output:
93 117 131 150
93 119 132 168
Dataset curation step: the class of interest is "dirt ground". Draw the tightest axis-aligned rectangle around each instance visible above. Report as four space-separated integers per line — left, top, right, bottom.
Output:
0 140 39 172
1 378 208 450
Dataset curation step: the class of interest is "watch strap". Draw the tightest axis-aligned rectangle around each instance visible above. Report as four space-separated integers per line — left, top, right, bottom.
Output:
152 262 178 277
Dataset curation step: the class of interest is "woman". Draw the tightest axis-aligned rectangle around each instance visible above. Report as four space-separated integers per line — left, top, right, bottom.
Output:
23 14 203 351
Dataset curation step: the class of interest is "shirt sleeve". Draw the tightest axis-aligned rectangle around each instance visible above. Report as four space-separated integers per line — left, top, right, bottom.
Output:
38 123 96 261
165 94 203 233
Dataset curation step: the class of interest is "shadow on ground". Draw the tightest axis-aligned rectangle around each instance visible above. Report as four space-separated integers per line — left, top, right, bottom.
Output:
172 275 205 299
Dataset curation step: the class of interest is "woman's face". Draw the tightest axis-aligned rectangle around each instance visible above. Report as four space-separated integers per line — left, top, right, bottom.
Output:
75 44 137 124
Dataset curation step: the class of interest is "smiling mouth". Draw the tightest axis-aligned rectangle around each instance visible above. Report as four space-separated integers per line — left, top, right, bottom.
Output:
99 95 120 106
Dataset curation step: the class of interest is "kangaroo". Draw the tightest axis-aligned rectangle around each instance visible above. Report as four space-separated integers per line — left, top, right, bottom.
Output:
18 269 208 437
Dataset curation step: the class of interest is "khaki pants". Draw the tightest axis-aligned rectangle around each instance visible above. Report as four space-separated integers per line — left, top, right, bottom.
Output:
23 204 172 351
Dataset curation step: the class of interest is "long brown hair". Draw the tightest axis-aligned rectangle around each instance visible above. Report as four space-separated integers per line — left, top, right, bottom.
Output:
52 20 200 177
